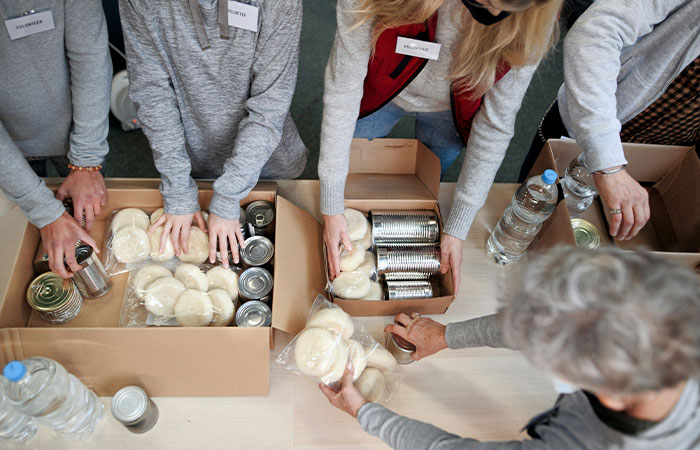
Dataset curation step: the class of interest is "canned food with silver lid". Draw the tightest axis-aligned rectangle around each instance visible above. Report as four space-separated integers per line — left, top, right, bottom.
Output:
241 236 274 268
376 247 441 275
238 267 274 303
385 280 438 300
235 300 272 327
245 200 275 237
72 245 112 298
111 386 159 434
386 333 415 365
27 272 83 324
371 210 439 244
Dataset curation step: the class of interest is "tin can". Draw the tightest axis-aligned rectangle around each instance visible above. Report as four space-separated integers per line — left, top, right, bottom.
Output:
72 245 112 298
571 219 601 249
27 272 83 324
235 300 272 327
111 386 159 434
241 236 274 268
385 333 415 365
239 267 273 303
239 206 249 239
385 280 438 300
245 201 275 237
382 271 433 281
376 247 441 275
371 210 439 244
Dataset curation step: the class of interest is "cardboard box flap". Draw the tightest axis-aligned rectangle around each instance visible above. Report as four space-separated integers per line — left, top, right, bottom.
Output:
0 208 35 329
345 139 441 201
272 196 326 335
649 149 700 251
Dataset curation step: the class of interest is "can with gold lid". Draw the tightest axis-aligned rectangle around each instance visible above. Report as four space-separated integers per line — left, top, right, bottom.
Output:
27 272 83 324
571 219 601 249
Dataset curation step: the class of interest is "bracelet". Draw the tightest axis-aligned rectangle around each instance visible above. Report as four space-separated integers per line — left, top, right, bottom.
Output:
592 164 627 175
68 163 102 172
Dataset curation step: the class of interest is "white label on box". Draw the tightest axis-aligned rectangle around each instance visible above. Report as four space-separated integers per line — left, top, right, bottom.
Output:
5 10 55 40
227 1 258 32
395 37 441 60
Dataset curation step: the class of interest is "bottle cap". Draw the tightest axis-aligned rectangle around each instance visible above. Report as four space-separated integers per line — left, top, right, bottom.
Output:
541 169 558 185
3 361 26 382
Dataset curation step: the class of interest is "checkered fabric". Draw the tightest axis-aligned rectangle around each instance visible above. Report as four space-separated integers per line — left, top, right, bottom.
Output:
620 55 700 146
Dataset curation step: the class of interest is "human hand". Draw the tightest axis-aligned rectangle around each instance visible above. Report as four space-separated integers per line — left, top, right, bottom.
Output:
323 214 352 280
593 169 650 241
208 213 245 268
319 362 368 418
40 212 99 279
385 312 448 361
151 212 206 256
439 234 463 295
56 170 107 232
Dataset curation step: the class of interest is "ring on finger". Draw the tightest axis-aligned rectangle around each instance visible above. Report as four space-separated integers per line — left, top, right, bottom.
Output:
609 208 622 215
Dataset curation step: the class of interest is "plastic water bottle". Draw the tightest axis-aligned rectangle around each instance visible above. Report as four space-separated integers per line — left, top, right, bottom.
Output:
561 153 598 217
0 377 37 443
486 169 559 264
3 358 104 439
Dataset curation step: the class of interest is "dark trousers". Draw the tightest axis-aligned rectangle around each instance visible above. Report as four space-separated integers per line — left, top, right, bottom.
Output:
27 156 72 178
518 101 570 182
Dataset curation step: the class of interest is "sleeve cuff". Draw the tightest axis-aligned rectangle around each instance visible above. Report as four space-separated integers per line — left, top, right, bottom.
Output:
577 134 628 173
443 200 478 241
320 177 346 216
161 183 201 216
67 150 107 168
7 182 66 229
208 191 241 220
444 322 462 349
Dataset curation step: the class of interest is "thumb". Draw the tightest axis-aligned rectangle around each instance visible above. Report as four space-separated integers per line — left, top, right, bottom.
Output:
56 187 67 201
342 361 354 386
440 248 449 274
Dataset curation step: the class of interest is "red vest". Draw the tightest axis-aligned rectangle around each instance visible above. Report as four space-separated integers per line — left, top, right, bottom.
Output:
358 13 510 144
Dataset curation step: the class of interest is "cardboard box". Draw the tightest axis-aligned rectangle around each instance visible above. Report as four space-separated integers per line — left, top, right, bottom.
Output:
528 140 700 268
0 180 320 396
321 138 456 316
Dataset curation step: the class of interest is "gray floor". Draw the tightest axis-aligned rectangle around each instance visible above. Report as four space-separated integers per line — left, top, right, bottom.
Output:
88 2 565 183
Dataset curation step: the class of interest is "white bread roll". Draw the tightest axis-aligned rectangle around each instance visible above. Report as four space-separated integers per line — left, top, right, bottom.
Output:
355 252 376 278
362 281 384 301
177 227 209 264
132 265 173 296
144 277 186 317
355 367 386 403
307 308 355 340
174 290 214 327
206 266 239 299
345 339 367 381
111 208 150 233
332 271 371 299
149 207 164 225
148 226 175 262
365 345 398 372
339 244 366 272
209 289 235 326
344 208 369 241
320 340 349 384
294 327 340 378
174 264 209 291
112 226 150 264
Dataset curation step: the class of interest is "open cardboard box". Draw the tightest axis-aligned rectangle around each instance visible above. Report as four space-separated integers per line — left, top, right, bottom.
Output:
528 139 700 268
0 180 322 396
322 138 456 316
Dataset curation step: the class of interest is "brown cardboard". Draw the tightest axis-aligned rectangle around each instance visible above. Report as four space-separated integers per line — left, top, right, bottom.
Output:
528 140 700 269
326 138 456 316
0 180 317 396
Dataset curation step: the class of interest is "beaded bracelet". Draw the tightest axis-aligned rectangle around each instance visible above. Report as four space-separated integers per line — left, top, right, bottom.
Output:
67 163 103 172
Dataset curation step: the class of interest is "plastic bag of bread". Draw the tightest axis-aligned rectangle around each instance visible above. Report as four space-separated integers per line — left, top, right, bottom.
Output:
104 207 211 275
276 295 399 404
118 262 241 328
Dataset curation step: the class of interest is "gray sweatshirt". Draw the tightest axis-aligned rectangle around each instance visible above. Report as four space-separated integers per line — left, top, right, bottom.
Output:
318 0 538 240
558 0 700 172
119 0 307 220
0 0 112 228
359 315 700 449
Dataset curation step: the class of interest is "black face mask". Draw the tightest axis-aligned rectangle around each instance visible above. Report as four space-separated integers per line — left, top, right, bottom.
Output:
461 0 511 26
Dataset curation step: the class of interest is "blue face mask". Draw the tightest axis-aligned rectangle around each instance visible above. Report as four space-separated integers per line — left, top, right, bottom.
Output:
461 0 512 26
552 378 579 395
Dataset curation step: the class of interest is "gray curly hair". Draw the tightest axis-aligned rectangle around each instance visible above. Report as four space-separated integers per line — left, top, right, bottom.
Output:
499 247 700 394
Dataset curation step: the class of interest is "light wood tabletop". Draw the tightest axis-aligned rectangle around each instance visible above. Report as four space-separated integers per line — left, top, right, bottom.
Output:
15 182 557 450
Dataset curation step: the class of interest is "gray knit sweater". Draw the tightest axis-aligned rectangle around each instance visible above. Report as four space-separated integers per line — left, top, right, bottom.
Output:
558 0 700 172
119 0 307 220
359 315 700 449
318 0 538 240
0 0 111 228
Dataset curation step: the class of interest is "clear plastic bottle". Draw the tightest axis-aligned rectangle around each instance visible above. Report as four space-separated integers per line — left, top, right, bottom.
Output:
3 358 104 439
561 153 598 217
486 169 559 264
0 377 37 443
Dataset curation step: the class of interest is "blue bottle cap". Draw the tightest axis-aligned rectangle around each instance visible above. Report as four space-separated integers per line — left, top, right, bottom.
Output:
541 169 558 185
3 361 26 382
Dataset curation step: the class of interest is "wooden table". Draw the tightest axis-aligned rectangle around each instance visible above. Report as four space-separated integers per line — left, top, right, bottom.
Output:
11 182 557 449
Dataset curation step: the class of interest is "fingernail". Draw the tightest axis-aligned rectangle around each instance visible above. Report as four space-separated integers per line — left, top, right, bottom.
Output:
346 361 353 370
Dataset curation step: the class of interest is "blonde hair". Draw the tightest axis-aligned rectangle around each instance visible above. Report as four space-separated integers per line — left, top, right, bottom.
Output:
353 0 562 98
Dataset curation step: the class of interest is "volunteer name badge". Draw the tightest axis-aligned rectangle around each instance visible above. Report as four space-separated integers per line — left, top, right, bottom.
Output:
395 37 441 60
5 10 55 40
228 1 258 32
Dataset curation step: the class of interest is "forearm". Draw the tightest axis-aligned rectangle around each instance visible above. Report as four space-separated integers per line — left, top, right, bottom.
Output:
445 65 538 240
0 124 64 228
318 0 372 216
64 0 112 167
445 314 506 350
358 403 527 450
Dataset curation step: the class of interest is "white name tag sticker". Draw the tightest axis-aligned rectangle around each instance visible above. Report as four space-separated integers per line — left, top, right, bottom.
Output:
228 1 258 32
395 37 441 60
5 10 55 40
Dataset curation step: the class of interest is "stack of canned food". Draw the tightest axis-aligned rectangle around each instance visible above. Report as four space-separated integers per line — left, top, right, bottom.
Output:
371 210 442 300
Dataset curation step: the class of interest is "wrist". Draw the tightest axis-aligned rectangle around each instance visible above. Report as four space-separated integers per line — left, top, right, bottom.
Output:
68 163 103 173
592 164 626 176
